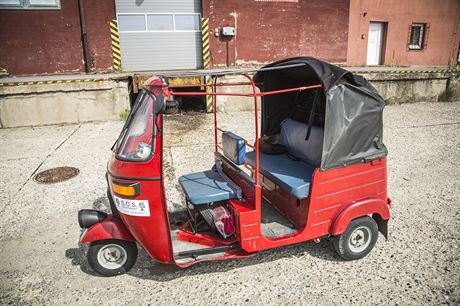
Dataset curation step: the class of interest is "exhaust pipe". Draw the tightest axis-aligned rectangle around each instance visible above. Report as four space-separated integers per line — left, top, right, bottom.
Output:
78 209 107 228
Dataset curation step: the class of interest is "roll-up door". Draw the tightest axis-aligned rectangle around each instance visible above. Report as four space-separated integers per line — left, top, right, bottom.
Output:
115 0 202 71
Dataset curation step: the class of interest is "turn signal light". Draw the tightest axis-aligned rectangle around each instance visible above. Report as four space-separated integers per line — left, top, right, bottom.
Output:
112 181 140 197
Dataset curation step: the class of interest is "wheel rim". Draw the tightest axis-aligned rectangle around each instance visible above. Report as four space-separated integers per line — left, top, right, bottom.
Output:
97 244 128 270
348 226 372 253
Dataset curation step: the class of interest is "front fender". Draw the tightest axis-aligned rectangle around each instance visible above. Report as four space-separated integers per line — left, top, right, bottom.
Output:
331 198 390 236
80 214 136 243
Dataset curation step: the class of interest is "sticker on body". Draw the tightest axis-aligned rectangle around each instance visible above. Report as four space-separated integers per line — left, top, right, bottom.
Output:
113 195 150 217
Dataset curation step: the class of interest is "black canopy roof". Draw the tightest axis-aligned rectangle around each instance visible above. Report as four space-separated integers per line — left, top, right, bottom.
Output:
253 57 388 171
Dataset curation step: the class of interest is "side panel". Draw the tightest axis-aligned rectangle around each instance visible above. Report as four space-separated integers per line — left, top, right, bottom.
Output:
108 115 174 264
234 158 388 253
307 157 388 238
108 178 173 264
80 215 136 243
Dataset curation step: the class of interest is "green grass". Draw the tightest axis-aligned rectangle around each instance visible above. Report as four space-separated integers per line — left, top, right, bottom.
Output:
438 87 457 102
120 108 130 121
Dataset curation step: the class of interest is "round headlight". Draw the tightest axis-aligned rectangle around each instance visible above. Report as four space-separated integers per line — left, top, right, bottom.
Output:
135 142 152 160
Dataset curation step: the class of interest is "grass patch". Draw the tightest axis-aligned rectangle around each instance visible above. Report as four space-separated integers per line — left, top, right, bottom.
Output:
438 87 456 102
120 108 130 121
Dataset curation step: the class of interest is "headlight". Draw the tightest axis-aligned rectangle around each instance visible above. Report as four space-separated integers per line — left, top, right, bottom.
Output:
135 142 152 160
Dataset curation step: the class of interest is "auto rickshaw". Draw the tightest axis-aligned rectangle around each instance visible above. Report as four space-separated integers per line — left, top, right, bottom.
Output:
78 57 391 276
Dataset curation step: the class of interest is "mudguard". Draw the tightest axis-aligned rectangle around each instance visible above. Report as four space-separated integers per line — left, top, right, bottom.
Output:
331 198 390 236
80 214 136 243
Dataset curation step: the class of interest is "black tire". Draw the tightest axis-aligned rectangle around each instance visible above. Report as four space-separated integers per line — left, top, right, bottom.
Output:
87 239 137 277
333 216 378 261
166 100 179 108
165 100 179 114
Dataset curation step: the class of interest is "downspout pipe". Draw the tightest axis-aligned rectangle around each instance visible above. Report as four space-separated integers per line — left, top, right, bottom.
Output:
78 0 91 73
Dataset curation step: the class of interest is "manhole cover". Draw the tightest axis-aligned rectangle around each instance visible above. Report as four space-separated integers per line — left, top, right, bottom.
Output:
34 166 80 184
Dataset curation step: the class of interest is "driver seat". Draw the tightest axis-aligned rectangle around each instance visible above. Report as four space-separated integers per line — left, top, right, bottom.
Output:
179 132 245 205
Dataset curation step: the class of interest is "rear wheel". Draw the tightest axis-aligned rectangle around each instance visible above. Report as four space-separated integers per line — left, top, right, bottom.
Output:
87 239 137 276
333 216 378 260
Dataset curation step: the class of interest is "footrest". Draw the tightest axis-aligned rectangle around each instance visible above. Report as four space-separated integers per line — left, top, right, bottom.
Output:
179 170 240 205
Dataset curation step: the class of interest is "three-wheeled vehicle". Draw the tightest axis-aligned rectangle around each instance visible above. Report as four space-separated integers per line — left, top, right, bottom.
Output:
78 57 391 276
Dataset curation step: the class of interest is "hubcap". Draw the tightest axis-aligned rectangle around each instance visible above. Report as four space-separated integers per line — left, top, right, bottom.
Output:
97 244 127 270
348 226 372 253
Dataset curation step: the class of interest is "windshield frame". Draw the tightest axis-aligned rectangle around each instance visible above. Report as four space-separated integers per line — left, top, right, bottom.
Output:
114 90 157 163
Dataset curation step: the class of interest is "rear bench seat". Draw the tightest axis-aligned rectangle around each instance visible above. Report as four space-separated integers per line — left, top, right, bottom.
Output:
246 119 324 199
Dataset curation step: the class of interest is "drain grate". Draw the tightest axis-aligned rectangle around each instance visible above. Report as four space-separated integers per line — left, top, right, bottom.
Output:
34 166 80 184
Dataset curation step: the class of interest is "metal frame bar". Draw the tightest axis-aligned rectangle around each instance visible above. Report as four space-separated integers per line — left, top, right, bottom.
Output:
153 75 322 216
166 84 322 97
169 81 262 89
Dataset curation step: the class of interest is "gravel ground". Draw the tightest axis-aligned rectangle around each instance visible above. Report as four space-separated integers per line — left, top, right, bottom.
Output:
0 102 459 305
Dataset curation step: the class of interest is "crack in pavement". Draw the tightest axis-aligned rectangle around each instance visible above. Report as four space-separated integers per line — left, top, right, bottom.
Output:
388 121 460 130
16 125 81 193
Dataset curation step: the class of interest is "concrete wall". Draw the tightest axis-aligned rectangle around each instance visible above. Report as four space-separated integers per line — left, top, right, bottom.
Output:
0 72 456 128
0 80 130 128
0 0 115 76
210 72 458 112
347 0 460 66
367 73 452 104
202 0 350 67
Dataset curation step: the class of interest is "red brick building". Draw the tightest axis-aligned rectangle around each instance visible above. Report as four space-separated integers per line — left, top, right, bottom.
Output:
0 0 459 76
202 0 350 67
0 0 115 75
347 0 460 66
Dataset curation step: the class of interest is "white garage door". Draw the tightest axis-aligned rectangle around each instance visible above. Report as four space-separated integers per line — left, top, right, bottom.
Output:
116 0 202 71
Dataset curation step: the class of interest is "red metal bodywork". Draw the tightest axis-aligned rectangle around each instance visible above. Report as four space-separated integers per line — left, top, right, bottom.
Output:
106 115 175 264
80 215 136 243
229 157 389 253
81 74 390 267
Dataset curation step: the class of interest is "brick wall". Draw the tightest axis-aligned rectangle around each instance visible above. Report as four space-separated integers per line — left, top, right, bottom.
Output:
0 0 115 76
202 0 350 67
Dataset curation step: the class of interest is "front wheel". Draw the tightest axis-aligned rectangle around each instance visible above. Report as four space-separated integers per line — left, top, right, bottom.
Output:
87 239 138 276
333 216 378 261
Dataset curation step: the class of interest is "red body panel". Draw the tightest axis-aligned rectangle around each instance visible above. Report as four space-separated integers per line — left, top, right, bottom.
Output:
177 223 238 247
229 157 389 253
106 115 175 265
80 215 136 243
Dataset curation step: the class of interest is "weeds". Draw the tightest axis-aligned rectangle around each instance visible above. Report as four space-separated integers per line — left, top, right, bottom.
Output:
438 87 457 102
120 108 130 121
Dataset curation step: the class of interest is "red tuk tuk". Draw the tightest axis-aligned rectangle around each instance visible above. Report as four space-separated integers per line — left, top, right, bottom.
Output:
78 57 391 276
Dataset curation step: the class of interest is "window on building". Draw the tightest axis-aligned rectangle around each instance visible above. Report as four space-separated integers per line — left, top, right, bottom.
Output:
147 14 174 31
118 14 146 32
118 13 201 32
408 23 426 50
0 0 60 9
175 14 200 31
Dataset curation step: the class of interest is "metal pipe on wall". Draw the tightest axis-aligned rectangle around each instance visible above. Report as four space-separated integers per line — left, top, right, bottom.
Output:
78 0 90 73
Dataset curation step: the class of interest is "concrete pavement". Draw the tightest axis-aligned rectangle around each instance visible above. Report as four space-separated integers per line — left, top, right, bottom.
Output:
0 102 459 305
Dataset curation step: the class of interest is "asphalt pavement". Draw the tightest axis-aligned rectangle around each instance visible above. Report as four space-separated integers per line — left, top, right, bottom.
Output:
0 102 459 305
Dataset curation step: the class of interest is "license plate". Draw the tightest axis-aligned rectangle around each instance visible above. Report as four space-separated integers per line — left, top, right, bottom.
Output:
113 195 150 217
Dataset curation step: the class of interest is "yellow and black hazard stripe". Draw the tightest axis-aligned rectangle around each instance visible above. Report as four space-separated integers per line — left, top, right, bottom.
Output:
354 68 460 74
201 18 213 112
201 18 210 69
0 77 121 87
110 20 122 72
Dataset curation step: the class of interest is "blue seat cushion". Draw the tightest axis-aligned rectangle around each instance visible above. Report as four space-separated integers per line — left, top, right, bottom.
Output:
246 151 316 199
280 119 324 167
179 170 240 205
